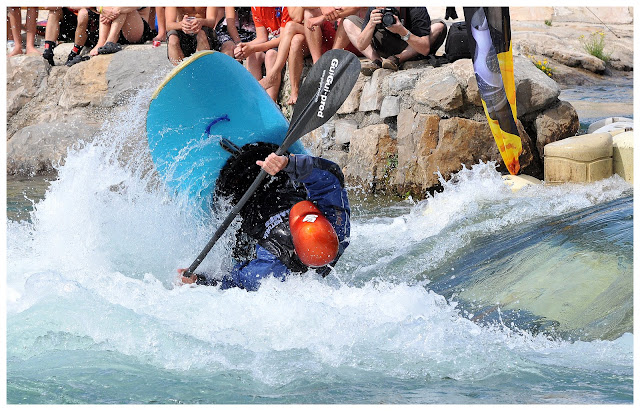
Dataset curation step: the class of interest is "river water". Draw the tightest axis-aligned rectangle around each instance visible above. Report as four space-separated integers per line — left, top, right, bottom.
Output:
5 80 633 404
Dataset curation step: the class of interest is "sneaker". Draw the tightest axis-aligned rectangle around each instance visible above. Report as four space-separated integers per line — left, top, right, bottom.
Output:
65 54 90 67
361 59 382 76
43 48 55 66
382 55 400 71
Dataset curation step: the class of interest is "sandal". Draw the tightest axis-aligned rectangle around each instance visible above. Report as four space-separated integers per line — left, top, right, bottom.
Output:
382 55 400 71
361 59 382 76
98 41 122 55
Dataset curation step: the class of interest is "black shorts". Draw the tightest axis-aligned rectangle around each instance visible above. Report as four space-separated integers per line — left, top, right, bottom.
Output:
167 27 216 57
118 17 156 45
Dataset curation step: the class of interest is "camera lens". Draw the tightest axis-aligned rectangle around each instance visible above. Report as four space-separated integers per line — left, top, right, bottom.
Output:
382 12 395 27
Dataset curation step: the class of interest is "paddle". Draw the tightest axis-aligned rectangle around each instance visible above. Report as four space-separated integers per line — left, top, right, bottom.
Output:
183 49 360 277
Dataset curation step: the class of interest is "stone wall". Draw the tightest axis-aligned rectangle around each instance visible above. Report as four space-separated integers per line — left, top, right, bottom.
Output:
7 44 581 199
299 56 579 197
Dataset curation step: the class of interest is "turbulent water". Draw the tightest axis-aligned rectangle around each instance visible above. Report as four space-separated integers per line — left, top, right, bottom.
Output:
5 87 633 404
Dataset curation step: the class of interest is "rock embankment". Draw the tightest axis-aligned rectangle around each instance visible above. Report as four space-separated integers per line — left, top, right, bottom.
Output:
6 7 632 199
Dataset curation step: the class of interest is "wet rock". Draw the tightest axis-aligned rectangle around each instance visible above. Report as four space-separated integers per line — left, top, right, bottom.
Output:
104 45 173 106
422 118 498 188
394 109 439 189
334 119 358 145
343 124 391 185
534 100 580 155
7 121 100 175
6 55 49 119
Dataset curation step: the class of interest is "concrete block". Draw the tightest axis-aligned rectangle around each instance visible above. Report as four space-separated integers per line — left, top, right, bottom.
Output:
544 133 613 184
612 131 633 183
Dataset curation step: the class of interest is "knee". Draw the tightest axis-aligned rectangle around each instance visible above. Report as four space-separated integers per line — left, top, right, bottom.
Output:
291 33 305 49
167 34 180 47
77 8 88 21
265 49 277 62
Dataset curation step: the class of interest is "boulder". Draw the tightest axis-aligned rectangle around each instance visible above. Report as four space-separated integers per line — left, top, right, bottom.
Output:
337 74 365 114
359 68 392 112
412 67 464 111
7 121 101 175
334 119 358 145
394 109 439 188
59 54 113 108
449 59 482 106
6 55 50 118
514 56 561 116
422 118 498 188
302 119 335 155
534 100 580 155
103 45 173 106
380 96 400 119
344 124 393 185
383 68 421 95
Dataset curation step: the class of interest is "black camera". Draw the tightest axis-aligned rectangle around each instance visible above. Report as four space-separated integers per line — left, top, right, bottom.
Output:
377 7 400 30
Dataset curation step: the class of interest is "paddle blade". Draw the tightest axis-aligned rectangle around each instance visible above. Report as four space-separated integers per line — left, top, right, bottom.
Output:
280 49 360 153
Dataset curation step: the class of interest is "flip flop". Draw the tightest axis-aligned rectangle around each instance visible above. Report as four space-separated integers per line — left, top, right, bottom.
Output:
97 41 122 55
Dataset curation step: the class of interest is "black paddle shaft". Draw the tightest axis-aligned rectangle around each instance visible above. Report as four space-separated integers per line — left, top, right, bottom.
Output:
184 50 360 277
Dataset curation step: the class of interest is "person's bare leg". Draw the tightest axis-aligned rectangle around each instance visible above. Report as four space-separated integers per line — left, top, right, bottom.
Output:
342 18 378 61
7 7 23 56
195 29 211 51
25 7 39 55
89 19 111 55
117 11 144 44
332 21 352 50
395 47 419 65
259 21 304 90
286 33 309 106
75 8 89 47
166 33 184 65
152 7 166 42
263 49 280 101
246 51 264 81
303 8 323 63
42 8 61 64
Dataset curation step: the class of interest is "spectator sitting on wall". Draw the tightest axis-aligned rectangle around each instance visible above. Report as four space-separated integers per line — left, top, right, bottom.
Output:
7 7 39 57
346 7 446 72
89 7 156 56
165 6 217 65
42 7 100 66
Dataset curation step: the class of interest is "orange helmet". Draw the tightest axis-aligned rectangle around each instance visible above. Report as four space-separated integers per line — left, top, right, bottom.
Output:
289 201 339 267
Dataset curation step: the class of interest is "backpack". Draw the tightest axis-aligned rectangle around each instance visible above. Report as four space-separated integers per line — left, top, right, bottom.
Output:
445 21 472 62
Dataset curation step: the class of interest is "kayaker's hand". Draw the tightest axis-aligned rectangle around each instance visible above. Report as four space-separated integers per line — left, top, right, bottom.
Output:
257 153 289 176
177 268 197 285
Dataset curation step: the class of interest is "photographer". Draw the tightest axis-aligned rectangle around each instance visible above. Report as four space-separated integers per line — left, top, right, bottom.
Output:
349 7 446 72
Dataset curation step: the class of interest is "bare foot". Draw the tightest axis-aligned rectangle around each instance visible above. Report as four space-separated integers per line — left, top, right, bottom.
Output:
286 93 298 106
89 46 100 57
26 46 41 55
259 71 279 90
153 31 166 42
8 46 23 57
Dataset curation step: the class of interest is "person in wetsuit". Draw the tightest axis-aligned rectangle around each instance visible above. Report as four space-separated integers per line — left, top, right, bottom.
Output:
178 142 350 291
